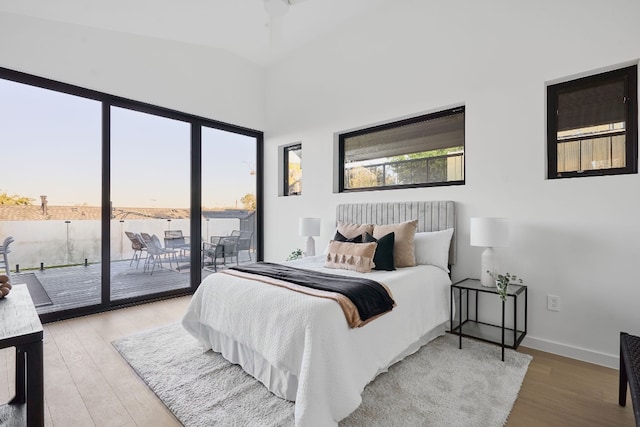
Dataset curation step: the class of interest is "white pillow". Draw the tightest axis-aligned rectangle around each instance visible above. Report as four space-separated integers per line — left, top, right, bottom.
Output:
413 228 454 272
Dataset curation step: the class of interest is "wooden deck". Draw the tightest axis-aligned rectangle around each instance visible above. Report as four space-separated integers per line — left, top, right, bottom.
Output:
10 254 250 316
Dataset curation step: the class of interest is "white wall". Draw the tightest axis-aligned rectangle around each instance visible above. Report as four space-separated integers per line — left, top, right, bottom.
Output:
0 12 265 130
264 0 640 368
3 1 640 369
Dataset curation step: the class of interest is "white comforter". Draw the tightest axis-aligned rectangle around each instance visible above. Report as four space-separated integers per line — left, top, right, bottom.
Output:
182 256 451 426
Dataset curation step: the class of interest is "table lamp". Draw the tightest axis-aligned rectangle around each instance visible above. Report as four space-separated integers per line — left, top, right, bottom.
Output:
470 217 510 287
299 217 321 257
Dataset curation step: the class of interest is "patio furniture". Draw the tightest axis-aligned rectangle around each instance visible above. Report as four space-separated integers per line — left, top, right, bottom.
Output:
164 230 190 249
202 236 227 272
124 231 147 268
143 234 179 275
236 230 254 262
0 236 15 277
202 234 241 271
222 232 241 266
164 229 190 260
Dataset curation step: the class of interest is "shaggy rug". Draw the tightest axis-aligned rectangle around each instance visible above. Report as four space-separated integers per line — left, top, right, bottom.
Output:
113 323 532 426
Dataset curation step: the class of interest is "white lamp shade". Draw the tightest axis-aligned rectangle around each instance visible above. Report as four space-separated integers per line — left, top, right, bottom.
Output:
470 217 509 248
299 217 321 237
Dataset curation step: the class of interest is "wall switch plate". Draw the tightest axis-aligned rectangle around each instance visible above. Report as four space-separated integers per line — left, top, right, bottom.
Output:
547 295 560 311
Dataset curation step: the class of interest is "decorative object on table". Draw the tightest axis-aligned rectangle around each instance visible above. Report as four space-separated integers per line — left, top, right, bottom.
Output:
0 274 12 298
286 248 304 261
470 217 510 287
487 271 524 302
298 217 321 257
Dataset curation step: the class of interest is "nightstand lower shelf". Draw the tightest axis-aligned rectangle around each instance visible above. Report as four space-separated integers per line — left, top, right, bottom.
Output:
450 320 526 349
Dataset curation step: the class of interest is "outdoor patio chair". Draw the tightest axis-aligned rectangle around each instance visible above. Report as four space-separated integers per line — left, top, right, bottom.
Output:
236 230 254 262
0 236 14 277
222 232 241 266
202 236 227 272
124 231 147 268
144 234 179 275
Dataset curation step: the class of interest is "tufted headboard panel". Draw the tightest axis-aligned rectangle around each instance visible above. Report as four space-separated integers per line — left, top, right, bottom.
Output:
335 201 456 265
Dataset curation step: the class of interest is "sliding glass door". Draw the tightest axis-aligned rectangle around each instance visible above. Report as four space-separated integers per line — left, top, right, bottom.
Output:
201 127 258 277
0 78 102 314
1 67 262 322
110 107 191 301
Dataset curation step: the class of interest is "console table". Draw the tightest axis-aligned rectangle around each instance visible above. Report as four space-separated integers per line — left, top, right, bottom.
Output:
0 284 44 426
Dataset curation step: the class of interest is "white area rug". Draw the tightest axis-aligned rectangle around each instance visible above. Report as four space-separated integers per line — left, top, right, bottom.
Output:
113 323 532 426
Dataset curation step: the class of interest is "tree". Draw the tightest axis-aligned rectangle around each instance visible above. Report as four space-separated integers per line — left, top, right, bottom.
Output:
0 191 33 205
288 162 302 195
346 166 381 189
240 193 256 211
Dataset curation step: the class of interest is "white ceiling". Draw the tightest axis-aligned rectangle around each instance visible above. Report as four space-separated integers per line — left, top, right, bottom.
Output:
1 0 391 67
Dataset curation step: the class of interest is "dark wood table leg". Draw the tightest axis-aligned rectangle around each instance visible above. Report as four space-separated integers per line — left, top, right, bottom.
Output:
10 347 26 404
620 333 628 406
26 341 44 427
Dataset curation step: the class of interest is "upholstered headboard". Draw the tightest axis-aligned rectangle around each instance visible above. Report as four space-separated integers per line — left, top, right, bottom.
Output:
335 201 456 265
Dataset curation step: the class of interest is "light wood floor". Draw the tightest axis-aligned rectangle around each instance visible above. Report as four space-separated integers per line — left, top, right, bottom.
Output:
0 296 636 426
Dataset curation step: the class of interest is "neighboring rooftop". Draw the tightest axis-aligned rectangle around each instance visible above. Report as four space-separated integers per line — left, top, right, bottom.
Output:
0 205 252 221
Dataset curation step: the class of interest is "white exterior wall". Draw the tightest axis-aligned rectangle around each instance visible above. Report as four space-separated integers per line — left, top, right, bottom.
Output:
0 218 239 269
263 0 640 368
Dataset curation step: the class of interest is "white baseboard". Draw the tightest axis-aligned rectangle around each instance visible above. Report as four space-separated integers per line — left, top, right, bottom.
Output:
521 335 619 370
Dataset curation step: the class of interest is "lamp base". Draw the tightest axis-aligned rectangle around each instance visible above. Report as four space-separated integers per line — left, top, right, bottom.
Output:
480 247 498 287
305 236 316 257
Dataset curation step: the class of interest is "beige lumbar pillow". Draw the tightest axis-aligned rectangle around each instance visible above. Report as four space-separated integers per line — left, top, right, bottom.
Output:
373 219 418 267
325 240 377 273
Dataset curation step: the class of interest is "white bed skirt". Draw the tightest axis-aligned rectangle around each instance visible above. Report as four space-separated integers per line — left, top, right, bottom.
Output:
197 321 448 403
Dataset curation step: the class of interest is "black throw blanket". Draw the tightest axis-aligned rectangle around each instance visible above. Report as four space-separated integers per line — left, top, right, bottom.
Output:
229 262 395 323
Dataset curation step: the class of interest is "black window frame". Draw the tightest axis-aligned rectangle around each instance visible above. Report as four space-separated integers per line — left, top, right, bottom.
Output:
338 106 465 193
0 66 264 323
547 65 638 179
283 143 302 196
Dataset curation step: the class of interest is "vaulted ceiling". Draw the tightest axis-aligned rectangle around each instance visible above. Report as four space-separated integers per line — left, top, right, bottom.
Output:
0 0 391 67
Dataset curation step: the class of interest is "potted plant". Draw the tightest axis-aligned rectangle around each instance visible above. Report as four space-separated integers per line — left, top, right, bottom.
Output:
487 271 524 302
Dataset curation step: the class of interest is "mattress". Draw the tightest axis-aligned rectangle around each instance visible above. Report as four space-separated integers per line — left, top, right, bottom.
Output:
182 256 452 426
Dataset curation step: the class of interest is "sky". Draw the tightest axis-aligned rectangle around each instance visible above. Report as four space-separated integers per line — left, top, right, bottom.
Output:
0 78 256 209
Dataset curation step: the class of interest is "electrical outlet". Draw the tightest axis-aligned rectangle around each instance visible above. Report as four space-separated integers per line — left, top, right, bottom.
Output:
547 295 560 312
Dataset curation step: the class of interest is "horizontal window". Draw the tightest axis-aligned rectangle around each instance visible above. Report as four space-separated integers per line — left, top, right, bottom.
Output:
547 65 638 178
339 107 465 192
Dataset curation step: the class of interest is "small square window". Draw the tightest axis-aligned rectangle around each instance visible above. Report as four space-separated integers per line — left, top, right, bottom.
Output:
547 65 638 179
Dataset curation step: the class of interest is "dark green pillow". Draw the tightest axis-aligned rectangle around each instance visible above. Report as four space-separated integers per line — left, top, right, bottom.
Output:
364 231 395 271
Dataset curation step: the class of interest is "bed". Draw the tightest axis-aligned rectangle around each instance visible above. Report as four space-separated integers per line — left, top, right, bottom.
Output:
182 201 456 426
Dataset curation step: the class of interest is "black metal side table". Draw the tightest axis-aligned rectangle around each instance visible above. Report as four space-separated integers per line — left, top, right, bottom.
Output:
450 278 527 361
0 283 44 426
